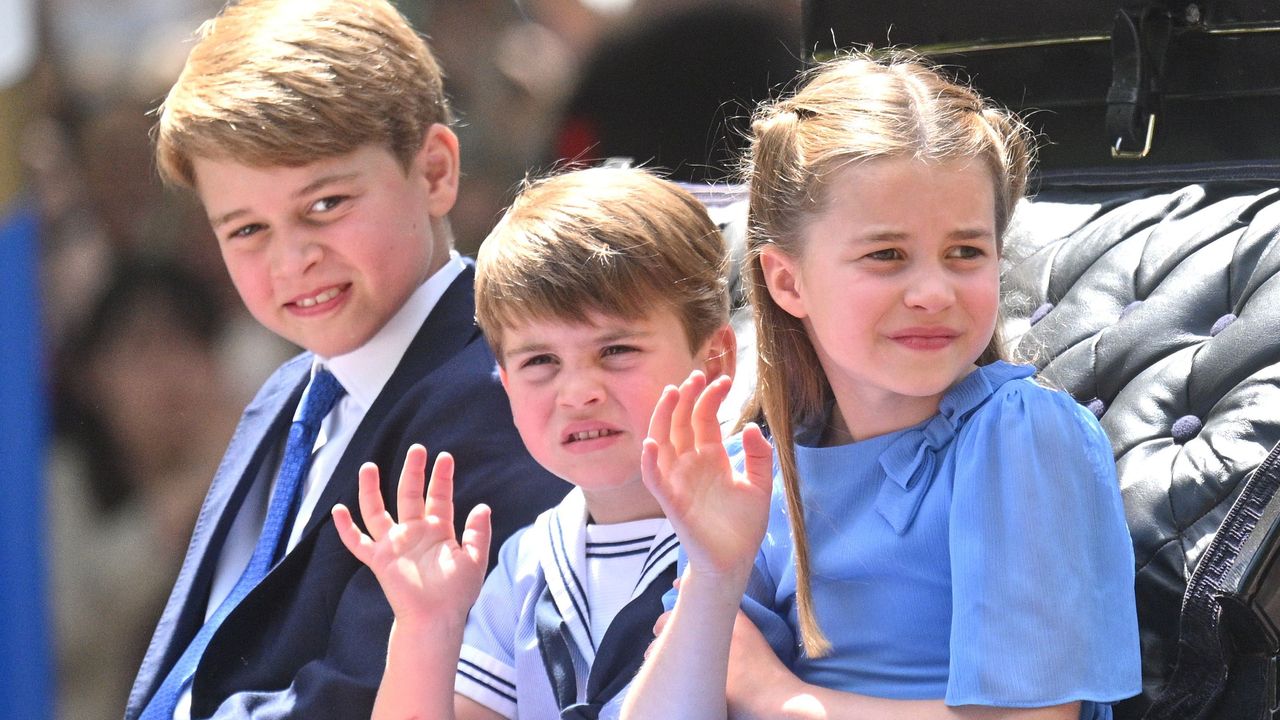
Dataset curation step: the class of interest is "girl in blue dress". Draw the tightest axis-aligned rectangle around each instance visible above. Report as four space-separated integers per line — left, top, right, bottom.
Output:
623 51 1141 720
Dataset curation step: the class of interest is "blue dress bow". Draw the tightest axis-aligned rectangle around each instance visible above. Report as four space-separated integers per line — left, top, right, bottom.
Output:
875 362 1035 534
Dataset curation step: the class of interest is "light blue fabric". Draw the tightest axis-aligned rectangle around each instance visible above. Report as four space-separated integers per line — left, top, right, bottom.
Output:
676 361 1141 719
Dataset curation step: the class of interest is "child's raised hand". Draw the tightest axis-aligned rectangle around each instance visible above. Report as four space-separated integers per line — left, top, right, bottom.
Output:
332 444 491 625
641 371 774 581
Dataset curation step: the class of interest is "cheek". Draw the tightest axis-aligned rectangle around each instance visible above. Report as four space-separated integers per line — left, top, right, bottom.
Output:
963 273 1002 331
506 388 548 441
223 254 267 299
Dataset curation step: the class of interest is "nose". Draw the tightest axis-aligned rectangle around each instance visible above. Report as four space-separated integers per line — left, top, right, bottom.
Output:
270 228 323 279
902 262 955 313
556 369 605 409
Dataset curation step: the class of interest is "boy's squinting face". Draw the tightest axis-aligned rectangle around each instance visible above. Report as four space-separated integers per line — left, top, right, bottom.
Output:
193 139 453 358
498 308 729 524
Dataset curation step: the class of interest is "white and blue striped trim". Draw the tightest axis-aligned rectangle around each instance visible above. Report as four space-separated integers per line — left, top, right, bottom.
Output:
456 646 517 719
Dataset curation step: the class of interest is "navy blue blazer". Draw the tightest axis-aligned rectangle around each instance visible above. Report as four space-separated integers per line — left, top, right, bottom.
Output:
125 265 568 719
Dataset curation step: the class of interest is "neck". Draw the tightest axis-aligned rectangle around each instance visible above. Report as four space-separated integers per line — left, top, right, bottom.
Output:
582 483 665 524
825 382 945 445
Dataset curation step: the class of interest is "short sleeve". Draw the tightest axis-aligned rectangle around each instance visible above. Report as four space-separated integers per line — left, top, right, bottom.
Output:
946 381 1141 708
456 529 526 719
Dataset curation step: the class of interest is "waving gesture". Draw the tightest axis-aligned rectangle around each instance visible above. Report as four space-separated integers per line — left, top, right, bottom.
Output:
641 371 775 581
332 444 491 625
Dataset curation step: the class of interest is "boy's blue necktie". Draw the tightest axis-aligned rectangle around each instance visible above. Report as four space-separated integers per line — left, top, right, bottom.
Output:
139 368 345 720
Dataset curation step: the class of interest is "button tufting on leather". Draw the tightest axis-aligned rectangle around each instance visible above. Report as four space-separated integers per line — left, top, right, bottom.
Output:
1085 398 1107 419
997 179 1280 716
1029 302 1054 326
1171 415 1203 444
1119 300 1143 320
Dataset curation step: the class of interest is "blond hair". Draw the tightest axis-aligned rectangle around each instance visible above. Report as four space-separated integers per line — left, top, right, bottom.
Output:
475 167 729 359
155 0 452 189
741 50 1034 656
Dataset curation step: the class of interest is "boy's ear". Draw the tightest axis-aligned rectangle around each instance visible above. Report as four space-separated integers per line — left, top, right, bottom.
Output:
759 246 807 319
496 362 510 392
700 323 737 382
416 123 460 218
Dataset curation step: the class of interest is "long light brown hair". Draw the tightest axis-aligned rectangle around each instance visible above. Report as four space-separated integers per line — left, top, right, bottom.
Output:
740 50 1033 656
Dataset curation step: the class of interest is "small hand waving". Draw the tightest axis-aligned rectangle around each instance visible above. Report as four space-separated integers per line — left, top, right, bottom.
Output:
332 444 491 623
641 371 775 580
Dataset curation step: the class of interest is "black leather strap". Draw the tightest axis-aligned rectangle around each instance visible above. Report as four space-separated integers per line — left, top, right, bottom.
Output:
1107 3 1171 157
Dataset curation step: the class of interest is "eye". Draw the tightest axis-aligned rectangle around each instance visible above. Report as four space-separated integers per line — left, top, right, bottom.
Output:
947 245 988 260
308 195 348 214
226 223 265 241
864 248 903 261
519 353 556 369
601 344 639 358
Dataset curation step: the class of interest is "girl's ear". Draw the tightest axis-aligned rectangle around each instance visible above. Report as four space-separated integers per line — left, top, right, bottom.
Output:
759 246 807 319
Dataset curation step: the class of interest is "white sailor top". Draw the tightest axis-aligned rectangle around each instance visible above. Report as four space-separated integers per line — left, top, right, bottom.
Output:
456 488 679 719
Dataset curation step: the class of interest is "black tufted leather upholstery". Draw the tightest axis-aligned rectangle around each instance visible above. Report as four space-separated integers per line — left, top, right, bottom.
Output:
1002 176 1280 719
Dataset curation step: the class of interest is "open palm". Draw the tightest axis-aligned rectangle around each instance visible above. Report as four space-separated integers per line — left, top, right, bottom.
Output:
642 372 775 580
332 444 491 624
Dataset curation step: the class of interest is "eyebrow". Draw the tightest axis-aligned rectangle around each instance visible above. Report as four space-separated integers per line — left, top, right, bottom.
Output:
504 328 652 357
208 171 361 229
856 227 995 243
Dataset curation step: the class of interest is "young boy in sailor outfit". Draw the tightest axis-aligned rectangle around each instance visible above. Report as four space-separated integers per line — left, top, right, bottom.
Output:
332 166 736 720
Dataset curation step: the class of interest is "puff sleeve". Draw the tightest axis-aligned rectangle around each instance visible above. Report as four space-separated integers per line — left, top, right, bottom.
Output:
945 381 1141 708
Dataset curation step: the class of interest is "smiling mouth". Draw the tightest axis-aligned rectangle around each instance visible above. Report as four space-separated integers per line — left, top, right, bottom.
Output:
295 287 343 308
566 429 622 444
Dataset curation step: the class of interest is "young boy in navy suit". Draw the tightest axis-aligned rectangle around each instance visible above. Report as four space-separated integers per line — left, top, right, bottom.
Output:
126 1 567 718
332 166 736 719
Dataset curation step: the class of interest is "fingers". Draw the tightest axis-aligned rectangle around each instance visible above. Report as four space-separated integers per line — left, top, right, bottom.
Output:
652 610 672 637
691 375 732 450
645 609 674 661
357 461 393 540
646 384 679 454
461 502 492 569
423 451 457 538
740 423 776 494
331 504 375 566
668 371 706 453
640 438 669 506
395 444 429 523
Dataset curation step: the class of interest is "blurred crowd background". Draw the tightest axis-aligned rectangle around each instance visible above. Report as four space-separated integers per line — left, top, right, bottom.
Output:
17 0 801 717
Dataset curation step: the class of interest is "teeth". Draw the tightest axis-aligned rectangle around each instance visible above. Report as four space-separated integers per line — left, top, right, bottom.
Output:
570 429 613 442
297 287 341 308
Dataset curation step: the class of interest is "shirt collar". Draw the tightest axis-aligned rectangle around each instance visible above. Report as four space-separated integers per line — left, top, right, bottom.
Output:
314 251 465 409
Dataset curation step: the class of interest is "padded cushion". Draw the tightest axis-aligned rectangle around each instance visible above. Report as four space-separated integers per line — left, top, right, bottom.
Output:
1000 180 1280 715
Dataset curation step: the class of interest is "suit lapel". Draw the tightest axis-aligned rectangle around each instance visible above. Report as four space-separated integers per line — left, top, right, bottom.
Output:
127 354 309 716
292 265 484 550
